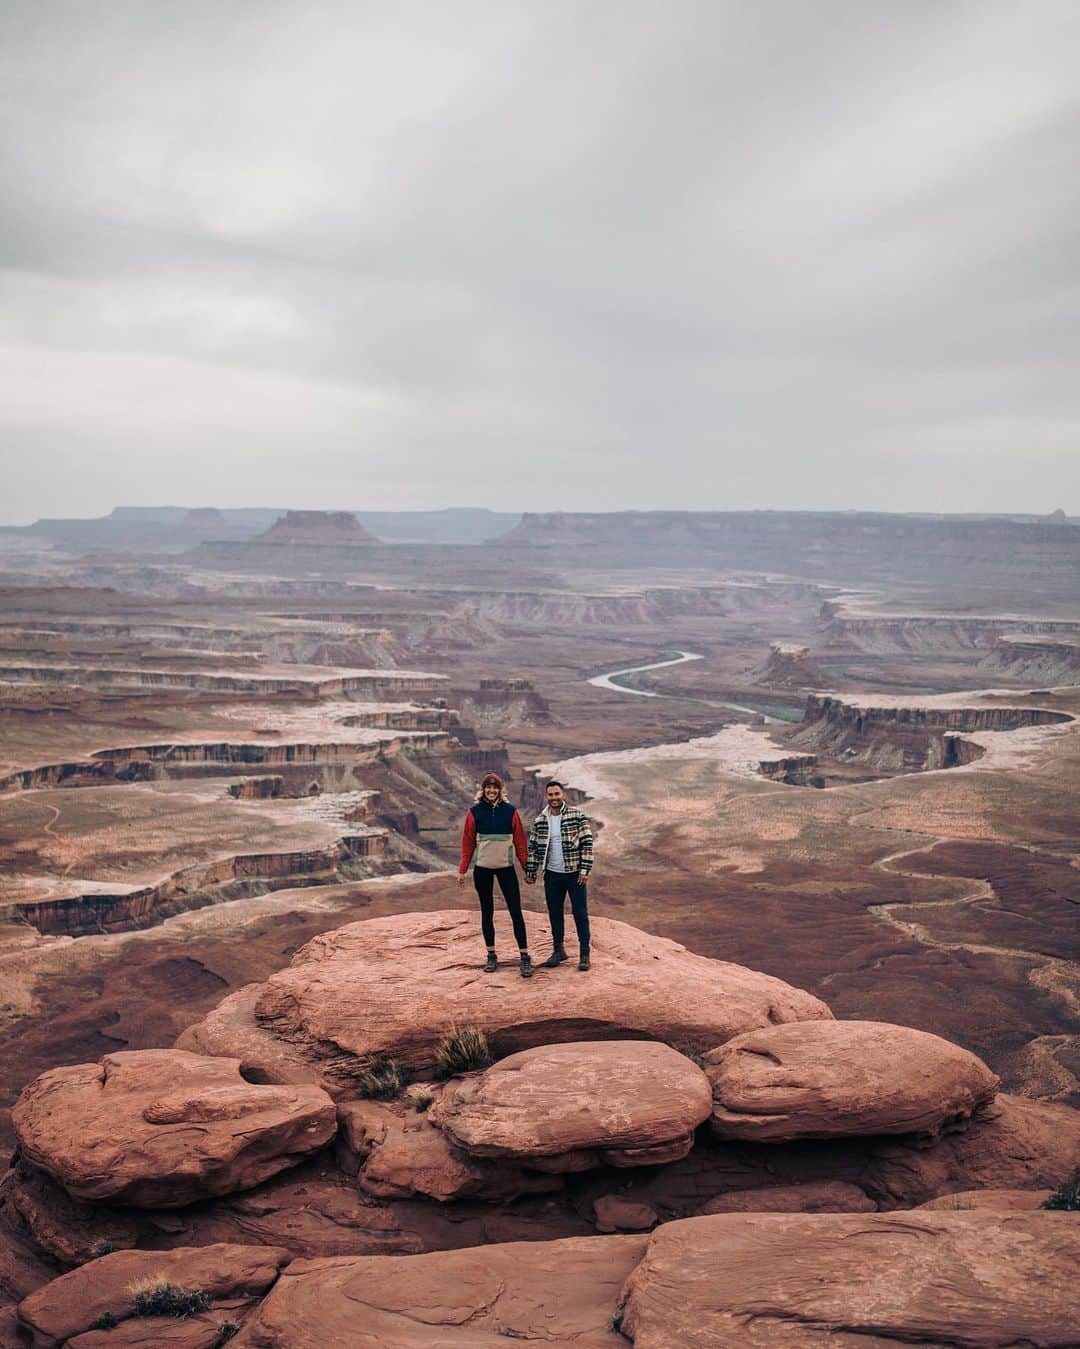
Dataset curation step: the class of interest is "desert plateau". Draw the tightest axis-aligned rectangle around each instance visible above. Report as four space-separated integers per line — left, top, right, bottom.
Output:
0 505 1075 1346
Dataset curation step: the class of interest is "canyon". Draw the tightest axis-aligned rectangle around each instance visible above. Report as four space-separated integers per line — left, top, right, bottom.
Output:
0 507 1076 1345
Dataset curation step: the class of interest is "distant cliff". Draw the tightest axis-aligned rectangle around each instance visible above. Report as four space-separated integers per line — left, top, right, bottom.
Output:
498 512 1080 594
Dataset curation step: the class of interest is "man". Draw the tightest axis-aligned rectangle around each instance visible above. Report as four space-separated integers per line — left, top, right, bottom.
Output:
525 780 594 971
458 772 533 978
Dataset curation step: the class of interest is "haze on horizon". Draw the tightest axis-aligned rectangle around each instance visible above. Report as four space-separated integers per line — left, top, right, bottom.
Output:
1 1 1078 526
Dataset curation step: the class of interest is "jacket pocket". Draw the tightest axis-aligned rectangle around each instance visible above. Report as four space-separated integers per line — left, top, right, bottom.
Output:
475 835 514 868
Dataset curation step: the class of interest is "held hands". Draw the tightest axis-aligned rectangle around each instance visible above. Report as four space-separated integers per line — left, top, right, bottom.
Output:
525 875 536 885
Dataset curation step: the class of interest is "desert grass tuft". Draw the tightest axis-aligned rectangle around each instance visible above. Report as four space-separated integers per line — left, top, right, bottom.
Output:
432 1024 493 1080
354 1055 407 1100
128 1274 212 1318
1043 1167 1080 1211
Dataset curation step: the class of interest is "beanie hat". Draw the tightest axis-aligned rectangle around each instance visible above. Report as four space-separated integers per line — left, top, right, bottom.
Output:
480 772 504 789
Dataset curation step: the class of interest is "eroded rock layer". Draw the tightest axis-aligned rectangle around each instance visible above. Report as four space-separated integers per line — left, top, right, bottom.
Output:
706 1019 999 1141
431 1041 713 1169
186 910 831 1092
11 1050 336 1208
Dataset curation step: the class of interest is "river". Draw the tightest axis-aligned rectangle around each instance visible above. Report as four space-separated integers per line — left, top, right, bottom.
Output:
588 650 782 723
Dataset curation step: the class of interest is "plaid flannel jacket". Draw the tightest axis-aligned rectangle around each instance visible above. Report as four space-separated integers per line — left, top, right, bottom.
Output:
525 806 594 880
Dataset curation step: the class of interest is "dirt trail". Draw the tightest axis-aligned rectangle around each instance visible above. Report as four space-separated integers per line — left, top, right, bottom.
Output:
35 801 78 877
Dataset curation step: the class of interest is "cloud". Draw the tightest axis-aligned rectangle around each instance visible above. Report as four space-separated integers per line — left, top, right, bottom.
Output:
1 0 1078 521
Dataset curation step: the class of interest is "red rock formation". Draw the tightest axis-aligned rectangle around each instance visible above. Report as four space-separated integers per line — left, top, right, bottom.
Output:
788 693 1069 771
616 1211 1079 1347
182 911 831 1093
916 1188 1052 1210
593 1195 659 1232
750 642 827 688
340 1100 559 1204
17 1243 289 1348
12 1051 336 1208
431 1041 712 1169
698 1181 876 1214
23 1212 1072 1347
706 1020 999 1142
217 1233 649 1347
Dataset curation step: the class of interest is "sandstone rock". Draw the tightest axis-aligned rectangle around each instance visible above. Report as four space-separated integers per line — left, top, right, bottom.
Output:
11 1049 336 1207
917 1188 1053 1211
175 984 330 1089
432 1041 712 1170
227 1235 648 1347
17 1243 288 1348
698 1181 876 1214
861 1094 1079 1207
593 1195 659 1233
68 1312 249 1347
189 911 828 1094
616 1212 1080 1347
342 1100 560 1203
706 1019 998 1141
570 1093 1080 1222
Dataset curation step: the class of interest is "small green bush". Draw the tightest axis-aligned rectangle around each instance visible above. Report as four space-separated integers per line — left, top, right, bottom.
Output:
90 1311 118 1330
678 1047 708 1070
354 1056 407 1100
216 1323 242 1345
89 1239 117 1258
1043 1168 1080 1211
129 1275 212 1318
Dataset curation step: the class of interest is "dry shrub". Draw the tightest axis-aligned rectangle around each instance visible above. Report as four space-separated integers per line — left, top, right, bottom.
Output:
433 1025 493 1080
128 1274 212 1318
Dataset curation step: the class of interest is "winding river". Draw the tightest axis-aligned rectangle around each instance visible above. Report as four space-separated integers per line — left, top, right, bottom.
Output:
588 650 782 723
587 650 703 697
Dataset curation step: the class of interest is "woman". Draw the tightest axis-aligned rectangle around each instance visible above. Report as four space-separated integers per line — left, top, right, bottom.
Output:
458 771 533 978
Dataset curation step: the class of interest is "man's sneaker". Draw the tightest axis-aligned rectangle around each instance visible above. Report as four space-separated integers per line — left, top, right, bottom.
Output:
519 953 534 979
483 951 498 973
578 950 591 971
542 947 568 969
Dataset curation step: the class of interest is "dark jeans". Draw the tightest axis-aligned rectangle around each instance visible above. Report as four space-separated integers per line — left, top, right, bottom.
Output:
473 866 528 950
544 871 590 951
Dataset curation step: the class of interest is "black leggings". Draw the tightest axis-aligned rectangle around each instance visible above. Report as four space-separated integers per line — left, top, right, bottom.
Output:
473 867 528 950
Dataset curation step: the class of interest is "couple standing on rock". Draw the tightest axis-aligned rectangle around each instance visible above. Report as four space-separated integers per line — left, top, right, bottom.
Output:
458 772 594 980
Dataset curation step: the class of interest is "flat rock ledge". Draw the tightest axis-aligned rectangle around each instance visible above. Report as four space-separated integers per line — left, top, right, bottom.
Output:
17 1243 289 1349
616 1211 1079 1348
431 1041 713 1170
11 1049 337 1208
29 1213 1070 1348
706 1019 999 1142
179 909 831 1093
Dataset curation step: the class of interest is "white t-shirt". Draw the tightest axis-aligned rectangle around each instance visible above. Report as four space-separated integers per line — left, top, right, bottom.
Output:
545 808 568 872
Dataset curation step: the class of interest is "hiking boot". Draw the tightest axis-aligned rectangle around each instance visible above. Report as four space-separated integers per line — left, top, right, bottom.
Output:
519 953 534 980
483 951 498 973
542 947 569 969
578 950 591 972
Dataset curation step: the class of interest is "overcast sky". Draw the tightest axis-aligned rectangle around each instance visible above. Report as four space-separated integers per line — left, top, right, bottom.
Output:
1 1 1077 523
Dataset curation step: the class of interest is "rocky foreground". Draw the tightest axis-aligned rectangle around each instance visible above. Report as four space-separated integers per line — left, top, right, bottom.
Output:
2 911 1077 1346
